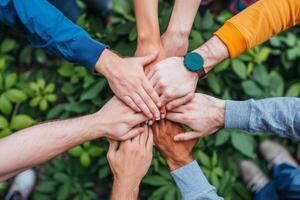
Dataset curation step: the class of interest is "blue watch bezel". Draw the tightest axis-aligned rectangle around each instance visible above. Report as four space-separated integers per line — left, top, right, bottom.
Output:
183 52 204 72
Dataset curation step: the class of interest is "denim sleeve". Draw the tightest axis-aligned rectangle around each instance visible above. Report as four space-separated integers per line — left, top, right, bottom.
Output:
0 0 107 70
225 97 300 140
171 160 223 200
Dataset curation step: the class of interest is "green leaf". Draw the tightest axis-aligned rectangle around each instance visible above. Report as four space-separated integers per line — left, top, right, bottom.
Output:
5 89 27 103
19 45 32 65
231 131 256 158
5 73 17 89
232 59 247 79
255 47 271 64
88 146 104 157
269 71 284 97
37 79 46 89
207 73 221 95
253 65 269 87
45 94 57 103
214 59 230 73
80 152 91 168
35 49 47 63
143 175 172 186
194 151 211 168
215 129 230 146
0 115 8 129
0 95 12 115
30 96 42 107
286 83 300 97
68 146 83 157
54 173 69 183
10 114 35 130
57 183 70 200
58 62 74 77
242 80 263 97
1 39 16 53
46 104 66 119
189 30 204 50
39 98 48 111
201 11 214 30
44 83 55 93
80 79 106 101
29 82 40 92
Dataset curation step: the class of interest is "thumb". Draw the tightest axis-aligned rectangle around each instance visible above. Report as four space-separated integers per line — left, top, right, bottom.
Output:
138 52 158 65
108 139 118 153
174 132 200 141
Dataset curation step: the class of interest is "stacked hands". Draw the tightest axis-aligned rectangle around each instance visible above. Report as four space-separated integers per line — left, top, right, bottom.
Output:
97 29 226 199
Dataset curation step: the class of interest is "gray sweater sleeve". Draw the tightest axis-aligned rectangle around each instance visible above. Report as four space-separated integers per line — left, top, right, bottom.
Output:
225 97 300 140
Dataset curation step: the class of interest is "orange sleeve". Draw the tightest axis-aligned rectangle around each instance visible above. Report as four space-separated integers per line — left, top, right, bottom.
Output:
214 0 300 58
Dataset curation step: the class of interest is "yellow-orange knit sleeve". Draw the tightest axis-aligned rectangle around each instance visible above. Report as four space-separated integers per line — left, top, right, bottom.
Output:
214 0 300 58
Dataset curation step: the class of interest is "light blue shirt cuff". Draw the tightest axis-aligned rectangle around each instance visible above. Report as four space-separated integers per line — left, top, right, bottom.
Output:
171 160 223 200
225 100 252 131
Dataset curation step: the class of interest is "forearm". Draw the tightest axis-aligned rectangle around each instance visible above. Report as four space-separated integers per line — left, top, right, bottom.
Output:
111 180 139 200
225 97 300 140
134 0 160 45
165 0 201 38
0 114 104 176
193 36 229 73
215 0 300 57
171 161 223 200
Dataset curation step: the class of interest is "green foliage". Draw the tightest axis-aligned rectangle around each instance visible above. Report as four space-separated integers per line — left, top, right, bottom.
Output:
0 1 299 200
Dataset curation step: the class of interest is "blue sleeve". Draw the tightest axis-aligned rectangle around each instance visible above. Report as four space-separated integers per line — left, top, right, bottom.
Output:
171 160 223 200
225 97 300 140
0 0 107 70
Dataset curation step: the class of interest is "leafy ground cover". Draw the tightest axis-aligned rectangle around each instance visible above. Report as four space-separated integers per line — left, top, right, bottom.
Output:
0 0 300 199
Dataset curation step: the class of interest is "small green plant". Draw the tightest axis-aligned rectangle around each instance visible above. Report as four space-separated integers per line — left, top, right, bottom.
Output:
69 142 105 168
29 78 57 111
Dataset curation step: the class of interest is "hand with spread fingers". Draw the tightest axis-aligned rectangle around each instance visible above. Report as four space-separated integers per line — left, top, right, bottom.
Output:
166 93 225 141
96 50 161 120
96 97 148 141
107 125 154 200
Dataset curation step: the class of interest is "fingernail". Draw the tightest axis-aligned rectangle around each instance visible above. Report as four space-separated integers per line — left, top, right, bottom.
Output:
156 116 161 121
149 120 154 126
148 114 153 119
161 114 166 119
145 121 149 125
157 102 162 108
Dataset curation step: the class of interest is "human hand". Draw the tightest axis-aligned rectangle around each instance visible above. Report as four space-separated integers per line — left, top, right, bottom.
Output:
95 49 161 119
107 125 153 199
166 93 225 141
148 57 198 106
95 97 148 141
153 121 197 171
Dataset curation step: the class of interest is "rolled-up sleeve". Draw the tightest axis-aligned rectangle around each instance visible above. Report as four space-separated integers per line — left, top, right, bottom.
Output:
171 160 223 200
0 0 107 70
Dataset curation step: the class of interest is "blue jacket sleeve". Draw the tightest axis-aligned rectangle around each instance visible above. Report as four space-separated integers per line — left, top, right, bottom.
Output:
225 97 300 140
0 0 107 70
171 160 223 200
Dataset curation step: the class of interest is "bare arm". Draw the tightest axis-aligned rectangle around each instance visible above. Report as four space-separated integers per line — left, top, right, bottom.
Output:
108 126 153 200
0 97 147 180
162 0 202 57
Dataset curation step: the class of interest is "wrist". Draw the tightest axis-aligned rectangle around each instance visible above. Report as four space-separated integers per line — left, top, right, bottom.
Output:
86 113 107 139
113 177 140 193
193 36 229 73
166 156 193 171
137 35 161 47
212 99 226 130
95 49 122 77
164 28 190 41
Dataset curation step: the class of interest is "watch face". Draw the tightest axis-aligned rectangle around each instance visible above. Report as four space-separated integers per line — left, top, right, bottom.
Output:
184 52 204 72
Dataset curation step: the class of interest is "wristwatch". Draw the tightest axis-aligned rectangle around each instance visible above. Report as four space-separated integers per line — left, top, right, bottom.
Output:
183 52 207 79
